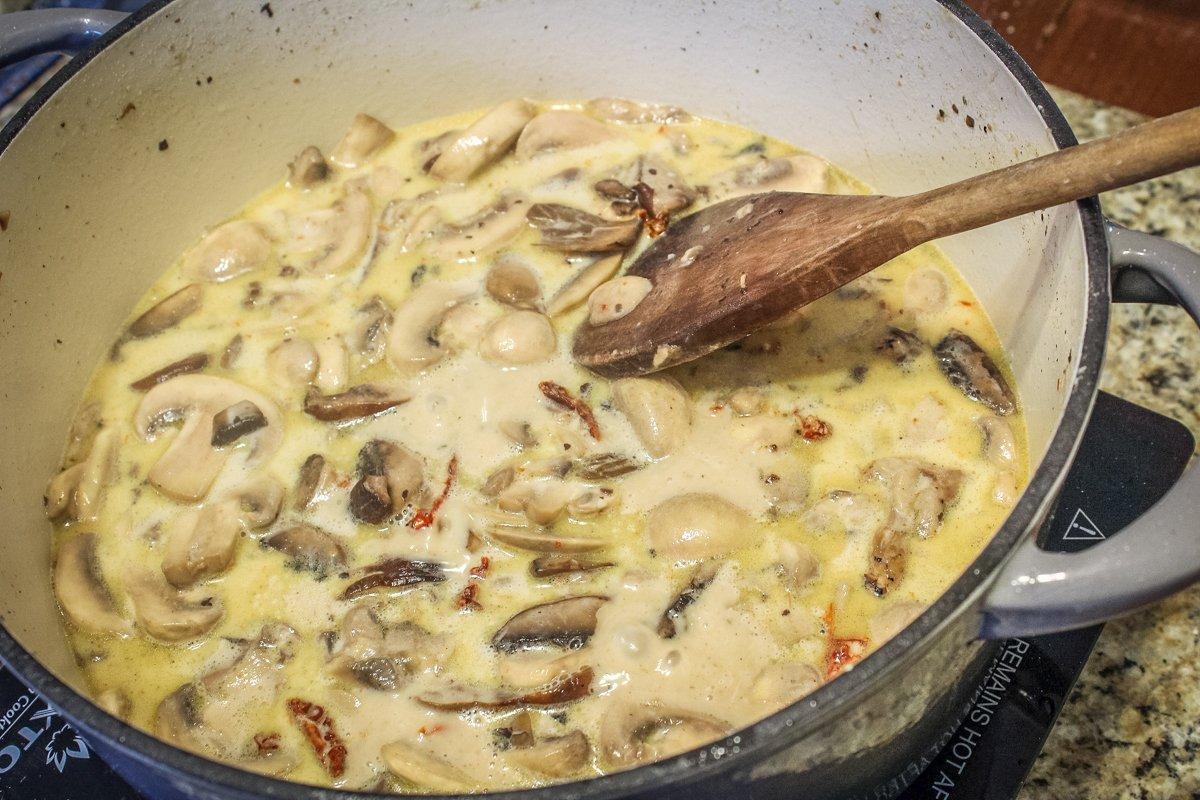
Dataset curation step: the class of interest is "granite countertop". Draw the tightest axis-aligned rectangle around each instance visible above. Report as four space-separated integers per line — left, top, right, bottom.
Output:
1016 89 1200 800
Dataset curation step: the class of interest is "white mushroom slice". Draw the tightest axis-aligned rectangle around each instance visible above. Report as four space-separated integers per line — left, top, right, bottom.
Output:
44 427 117 523
546 253 623 317
128 574 222 642
869 600 925 642
599 701 728 767
588 275 652 325
645 493 752 561
134 376 283 502
288 145 329 188
586 97 691 124
713 154 829 200
480 311 557 365
428 99 534 182
978 415 1017 465
612 375 692 457
382 741 474 793
729 387 765 416
227 474 284 529
507 731 591 777
313 336 349 393
182 220 271 283
515 110 619 159
330 113 396 168
801 491 887 538
306 190 374 276
386 281 475 372
53 533 131 636
436 299 493 352
427 193 529 261
777 540 819 589
267 338 318 387
161 502 242 588
749 662 822 706
903 267 950 315
486 255 542 309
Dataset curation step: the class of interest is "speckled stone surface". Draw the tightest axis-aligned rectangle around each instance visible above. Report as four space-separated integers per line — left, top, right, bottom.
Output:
1015 89 1200 800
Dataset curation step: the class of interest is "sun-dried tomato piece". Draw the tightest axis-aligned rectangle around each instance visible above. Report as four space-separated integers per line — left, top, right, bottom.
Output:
797 414 832 441
409 455 458 530
823 604 868 680
539 381 601 440
456 582 481 611
469 556 491 579
286 698 348 778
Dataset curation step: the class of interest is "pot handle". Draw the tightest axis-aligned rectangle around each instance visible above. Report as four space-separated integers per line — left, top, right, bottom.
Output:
0 8 127 70
979 221 1200 639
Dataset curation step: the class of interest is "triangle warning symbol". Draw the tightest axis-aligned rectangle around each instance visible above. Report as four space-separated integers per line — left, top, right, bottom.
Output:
1062 507 1105 541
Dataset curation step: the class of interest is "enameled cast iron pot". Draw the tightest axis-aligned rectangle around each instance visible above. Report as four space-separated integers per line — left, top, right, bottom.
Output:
1 2 1199 798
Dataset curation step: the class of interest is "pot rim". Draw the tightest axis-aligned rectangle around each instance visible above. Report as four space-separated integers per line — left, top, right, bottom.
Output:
0 1 1109 798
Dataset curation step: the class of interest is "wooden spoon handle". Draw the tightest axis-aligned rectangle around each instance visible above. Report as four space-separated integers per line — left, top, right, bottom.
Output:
895 106 1200 244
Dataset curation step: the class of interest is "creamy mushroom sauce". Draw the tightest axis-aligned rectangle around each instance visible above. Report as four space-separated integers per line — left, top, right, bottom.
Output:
46 99 1027 792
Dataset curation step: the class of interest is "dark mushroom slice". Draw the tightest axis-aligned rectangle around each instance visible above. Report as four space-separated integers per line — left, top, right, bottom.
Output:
354 296 393 363
594 178 638 216
575 452 643 480
600 702 729 767
289 145 330 188
294 454 334 511
220 334 244 369
876 326 923 364
657 562 721 638
526 203 641 253
864 524 908 597
632 155 697 218
416 666 593 711
349 439 424 524
507 730 591 778
530 555 615 579
128 284 202 338
130 353 210 392
495 710 535 750
264 524 347 577
934 330 1017 415
341 558 445 600
211 400 268 447
303 384 411 422
491 595 608 653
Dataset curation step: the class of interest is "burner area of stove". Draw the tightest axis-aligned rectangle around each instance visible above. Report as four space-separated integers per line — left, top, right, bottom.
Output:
0 390 1192 800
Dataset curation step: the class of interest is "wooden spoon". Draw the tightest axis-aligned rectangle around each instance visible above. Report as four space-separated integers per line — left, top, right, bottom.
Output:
573 106 1200 378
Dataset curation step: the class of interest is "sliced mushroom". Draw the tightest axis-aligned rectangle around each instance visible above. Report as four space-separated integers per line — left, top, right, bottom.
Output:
381 740 474 793
586 97 691 125
435 299 493 353
749 662 822 706
341 558 445 600
645 494 752 561
229 475 284 529
353 295 393 365
588 275 653 325
486 256 542 309
515 110 618 159
211 400 268 447
599 701 729 767
128 574 222 642
567 485 616 517
527 203 641 252
777 540 819 591
264 524 347 577
128 284 202 338
349 439 425 524
530 554 615 578
546 253 623 317
491 595 608 653
657 562 721 638
428 193 529 261
182 220 271 283
294 453 335 510
480 310 557 365
53 532 131 635
480 465 516 497
386 281 475 372
312 336 348 393
44 427 117 523
714 153 828 199
904 268 950 315
267 338 318 387
876 326 924 365
631 155 697 218
507 730 591 777
869 600 925 642
612 375 692 458
416 666 593 711
95 688 131 719
330 113 396 168
484 515 607 553
220 334 244 369
303 383 411 422
135 376 283 502
934 330 1017 415
288 145 330 188
762 458 811 514
327 607 445 691
978 416 1017 465
156 623 297 758
801 490 886 538
306 190 374 276
594 178 639 214
575 452 642 480
161 502 242 587
428 99 534 182
130 352 210 392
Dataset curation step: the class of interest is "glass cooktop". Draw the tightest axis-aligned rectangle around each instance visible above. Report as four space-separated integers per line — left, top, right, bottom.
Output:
0 390 1192 800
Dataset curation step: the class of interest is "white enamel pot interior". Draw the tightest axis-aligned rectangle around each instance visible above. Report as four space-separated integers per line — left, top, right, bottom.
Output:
0 0 1107 798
